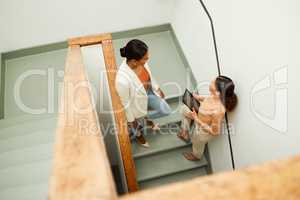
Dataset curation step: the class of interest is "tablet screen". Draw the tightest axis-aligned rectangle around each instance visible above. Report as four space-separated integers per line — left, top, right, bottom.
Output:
182 89 200 113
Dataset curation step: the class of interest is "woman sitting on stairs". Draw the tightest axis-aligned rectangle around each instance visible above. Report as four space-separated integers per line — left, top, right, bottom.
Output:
177 76 238 161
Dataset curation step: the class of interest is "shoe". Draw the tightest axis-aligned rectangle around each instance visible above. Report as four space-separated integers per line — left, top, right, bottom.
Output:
136 134 150 148
151 123 160 131
145 118 160 131
183 152 200 161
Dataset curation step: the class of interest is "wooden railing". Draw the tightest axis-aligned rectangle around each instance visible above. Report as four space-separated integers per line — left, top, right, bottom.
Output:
121 155 300 200
48 43 117 200
48 33 300 200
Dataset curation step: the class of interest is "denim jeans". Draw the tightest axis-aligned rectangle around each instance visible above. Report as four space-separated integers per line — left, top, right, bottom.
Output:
147 88 172 119
128 88 172 140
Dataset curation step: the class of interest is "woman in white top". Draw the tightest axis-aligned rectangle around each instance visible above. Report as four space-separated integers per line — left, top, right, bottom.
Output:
115 39 171 147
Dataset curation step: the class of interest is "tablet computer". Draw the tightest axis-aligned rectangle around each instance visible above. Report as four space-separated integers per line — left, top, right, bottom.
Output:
182 89 200 113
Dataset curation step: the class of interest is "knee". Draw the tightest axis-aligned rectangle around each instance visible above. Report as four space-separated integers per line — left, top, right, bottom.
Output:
160 102 172 115
163 104 172 115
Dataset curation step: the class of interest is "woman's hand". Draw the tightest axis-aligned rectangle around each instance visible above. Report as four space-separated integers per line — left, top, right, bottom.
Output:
185 109 199 121
193 93 205 102
157 88 165 99
191 109 207 128
190 109 199 121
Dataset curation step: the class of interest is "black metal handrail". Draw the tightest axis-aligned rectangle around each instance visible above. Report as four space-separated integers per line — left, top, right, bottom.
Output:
198 0 235 170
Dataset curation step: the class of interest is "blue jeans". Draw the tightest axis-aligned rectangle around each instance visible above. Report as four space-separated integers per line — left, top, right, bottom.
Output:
128 88 172 139
147 88 172 119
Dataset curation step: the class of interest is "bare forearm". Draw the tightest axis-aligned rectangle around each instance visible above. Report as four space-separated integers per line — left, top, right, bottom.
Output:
195 118 219 135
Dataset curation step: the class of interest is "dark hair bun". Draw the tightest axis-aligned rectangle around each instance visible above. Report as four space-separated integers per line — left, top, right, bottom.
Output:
120 39 148 60
120 47 126 57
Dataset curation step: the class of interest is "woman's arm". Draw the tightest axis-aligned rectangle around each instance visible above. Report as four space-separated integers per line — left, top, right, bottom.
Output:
157 88 165 98
202 115 223 136
191 110 223 136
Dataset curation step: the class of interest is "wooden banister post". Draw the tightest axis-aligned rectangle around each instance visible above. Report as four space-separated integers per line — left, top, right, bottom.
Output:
102 39 139 192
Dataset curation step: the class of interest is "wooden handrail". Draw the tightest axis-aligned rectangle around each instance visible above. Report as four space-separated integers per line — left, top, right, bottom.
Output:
120 155 300 200
48 45 117 200
68 33 112 46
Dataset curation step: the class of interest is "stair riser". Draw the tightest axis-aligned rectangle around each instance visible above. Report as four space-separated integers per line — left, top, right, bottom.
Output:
139 167 207 189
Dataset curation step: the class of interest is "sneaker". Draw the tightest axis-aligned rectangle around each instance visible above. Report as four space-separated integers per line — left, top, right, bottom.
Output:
136 134 150 148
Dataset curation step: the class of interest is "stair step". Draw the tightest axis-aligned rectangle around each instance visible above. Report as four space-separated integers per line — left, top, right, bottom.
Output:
0 159 51 190
0 117 57 140
0 143 53 170
0 182 48 200
0 129 55 153
132 97 184 159
132 125 188 159
0 113 57 129
136 146 208 182
152 112 182 126
139 167 207 189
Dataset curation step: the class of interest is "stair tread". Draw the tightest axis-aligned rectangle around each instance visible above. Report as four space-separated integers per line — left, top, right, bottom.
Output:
0 159 51 190
136 146 208 182
0 118 57 140
152 109 182 125
139 167 207 189
0 113 57 129
0 143 53 170
132 125 188 159
132 99 184 158
0 182 48 200
0 129 55 153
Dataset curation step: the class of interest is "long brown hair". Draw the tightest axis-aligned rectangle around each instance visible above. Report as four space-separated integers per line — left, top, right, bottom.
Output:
215 76 238 112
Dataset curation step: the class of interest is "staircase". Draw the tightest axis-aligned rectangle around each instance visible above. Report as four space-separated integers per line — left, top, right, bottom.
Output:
132 99 211 189
0 114 57 200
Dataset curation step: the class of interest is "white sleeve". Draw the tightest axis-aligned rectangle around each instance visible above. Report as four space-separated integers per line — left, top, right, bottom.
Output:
115 79 135 123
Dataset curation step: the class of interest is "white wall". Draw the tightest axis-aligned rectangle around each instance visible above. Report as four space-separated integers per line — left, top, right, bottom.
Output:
0 0 174 53
171 0 233 172
172 0 298 169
